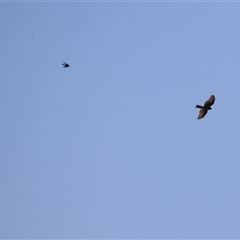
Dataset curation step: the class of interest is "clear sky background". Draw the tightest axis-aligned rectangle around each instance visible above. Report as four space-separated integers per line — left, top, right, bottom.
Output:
1 2 240 239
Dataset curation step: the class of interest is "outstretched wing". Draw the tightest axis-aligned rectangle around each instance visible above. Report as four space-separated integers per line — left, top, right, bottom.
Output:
197 108 208 119
204 95 215 108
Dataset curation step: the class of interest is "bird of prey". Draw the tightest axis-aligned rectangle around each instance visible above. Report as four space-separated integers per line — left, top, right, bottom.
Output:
62 62 70 68
195 95 215 120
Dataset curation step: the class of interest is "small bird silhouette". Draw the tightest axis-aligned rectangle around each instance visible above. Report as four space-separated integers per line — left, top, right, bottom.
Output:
196 95 215 120
62 62 70 68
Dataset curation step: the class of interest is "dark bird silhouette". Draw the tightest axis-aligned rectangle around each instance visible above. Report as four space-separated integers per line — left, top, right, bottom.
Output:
195 95 215 120
62 62 70 68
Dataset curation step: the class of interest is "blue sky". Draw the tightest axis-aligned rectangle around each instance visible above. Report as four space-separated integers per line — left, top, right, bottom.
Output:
1 2 240 239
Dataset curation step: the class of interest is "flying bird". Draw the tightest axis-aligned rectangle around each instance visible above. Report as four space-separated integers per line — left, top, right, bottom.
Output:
62 62 70 68
195 95 215 120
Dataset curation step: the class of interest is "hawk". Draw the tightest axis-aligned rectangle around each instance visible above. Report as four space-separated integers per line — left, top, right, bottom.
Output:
195 95 215 120
62 62 70 68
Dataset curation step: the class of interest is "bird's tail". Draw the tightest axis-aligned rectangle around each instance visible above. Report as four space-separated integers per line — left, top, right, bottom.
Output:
195 105 203 108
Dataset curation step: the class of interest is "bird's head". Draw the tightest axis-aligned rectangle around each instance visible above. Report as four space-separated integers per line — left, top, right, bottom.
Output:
210 95 215 100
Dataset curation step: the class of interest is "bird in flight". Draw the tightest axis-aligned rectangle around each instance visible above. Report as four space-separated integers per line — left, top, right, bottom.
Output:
195 95 215 120
62 62 70 68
